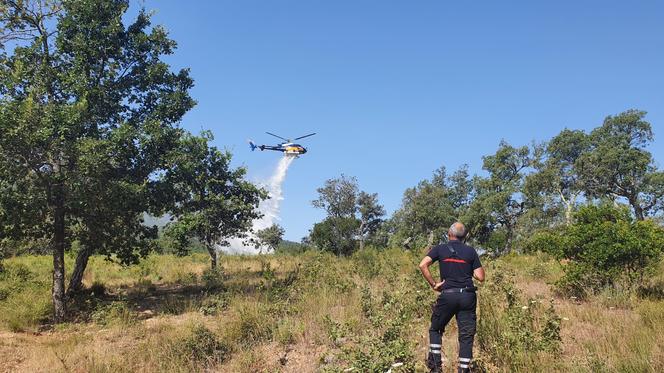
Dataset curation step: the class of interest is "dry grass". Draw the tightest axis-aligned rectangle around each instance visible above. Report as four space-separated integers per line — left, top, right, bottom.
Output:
1 250 663 372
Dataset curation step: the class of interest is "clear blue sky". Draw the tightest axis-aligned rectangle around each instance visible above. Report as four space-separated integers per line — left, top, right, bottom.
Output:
136 0 663 241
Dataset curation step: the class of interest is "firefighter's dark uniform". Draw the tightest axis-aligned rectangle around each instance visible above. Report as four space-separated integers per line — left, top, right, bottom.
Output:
426 239 482 373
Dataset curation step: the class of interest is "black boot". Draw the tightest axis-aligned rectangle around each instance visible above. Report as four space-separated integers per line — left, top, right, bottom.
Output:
426 353 442 373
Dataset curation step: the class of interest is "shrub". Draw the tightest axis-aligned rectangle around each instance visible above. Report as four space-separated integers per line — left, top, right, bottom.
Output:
199 294 229 316
529 204 664 297
352 248 384 279
522 229 568 258
173 325 230 367
477 266 562 370
201 267 226 292
564 206 663 283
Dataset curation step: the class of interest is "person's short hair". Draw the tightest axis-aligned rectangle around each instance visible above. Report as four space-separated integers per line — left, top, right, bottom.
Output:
449 222 467 239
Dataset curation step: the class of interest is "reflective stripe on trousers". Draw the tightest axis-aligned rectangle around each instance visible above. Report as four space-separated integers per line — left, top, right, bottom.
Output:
428 291 477 366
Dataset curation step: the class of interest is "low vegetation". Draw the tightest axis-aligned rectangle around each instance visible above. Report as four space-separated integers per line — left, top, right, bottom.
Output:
1 249 663 372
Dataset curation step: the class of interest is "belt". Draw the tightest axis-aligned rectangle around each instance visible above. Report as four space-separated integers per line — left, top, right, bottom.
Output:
441 287 477 293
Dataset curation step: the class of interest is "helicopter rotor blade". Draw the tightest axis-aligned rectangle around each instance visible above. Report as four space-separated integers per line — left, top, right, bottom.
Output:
293 132 316 141
266 132 289 141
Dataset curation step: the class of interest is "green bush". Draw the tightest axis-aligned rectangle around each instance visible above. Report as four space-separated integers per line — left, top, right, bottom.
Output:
198 293 229 316
529 204 664 297
477 267 562 370
565 205 663 282
201 267 226 292
352 248 384 279
173 325 230 367
523 229 568 258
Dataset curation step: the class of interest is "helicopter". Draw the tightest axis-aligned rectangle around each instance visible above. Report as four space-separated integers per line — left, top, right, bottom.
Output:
249 132 316 156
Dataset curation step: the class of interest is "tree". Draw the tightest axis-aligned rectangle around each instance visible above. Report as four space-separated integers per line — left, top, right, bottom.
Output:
390 168 454 249
464 141 533 253
357 191 385 250
163 132 266 268
310 175 359 255
526 129 590 224
255 224 285 253
577 110 662 220
310 216 360 256
312 174 358 218
310 175 384 255
0 0 195 321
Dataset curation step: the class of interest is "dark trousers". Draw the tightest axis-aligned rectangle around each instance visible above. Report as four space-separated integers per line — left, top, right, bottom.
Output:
428 292 477 367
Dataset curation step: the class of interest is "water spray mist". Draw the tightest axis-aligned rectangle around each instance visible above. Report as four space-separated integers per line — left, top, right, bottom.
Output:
219 156 295 254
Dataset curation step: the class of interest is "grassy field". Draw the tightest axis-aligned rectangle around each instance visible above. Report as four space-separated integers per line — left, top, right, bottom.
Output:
1 249 663 372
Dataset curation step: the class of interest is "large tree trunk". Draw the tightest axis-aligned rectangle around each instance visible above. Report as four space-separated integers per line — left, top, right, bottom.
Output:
52 202 67 322
207 244 217 269
67 245 93 297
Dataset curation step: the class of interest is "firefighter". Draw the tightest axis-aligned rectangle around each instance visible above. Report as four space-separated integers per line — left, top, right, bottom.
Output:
418 222 485 373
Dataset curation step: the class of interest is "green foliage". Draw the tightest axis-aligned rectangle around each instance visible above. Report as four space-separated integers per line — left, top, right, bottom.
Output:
275 240 310 255
201 267 226 292
198 293 229 316
352 248 385 279
576 110 662 219
357 191 386 249
526 129 590 225
477 267 562 370
390 166 470 249
463 141 534 253
522 229 568 259
562 205 663 296
172 325 230 367
0 0 195 261
341 285 418 372
91 301 137 327
310 174 385 255
525 204 664 297
163 132 266 265
296 251 353 293
310 216 360 256
254 224 285 252
312 174 360 218
0 262 51 331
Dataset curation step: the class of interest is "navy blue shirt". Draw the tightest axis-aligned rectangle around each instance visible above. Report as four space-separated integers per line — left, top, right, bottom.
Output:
427 239 482 290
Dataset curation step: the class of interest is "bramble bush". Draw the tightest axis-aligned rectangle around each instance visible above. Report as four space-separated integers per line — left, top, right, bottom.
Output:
525 204 664 297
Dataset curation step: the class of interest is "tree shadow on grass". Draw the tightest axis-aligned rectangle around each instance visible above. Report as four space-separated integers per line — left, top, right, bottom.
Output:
66 266 298 324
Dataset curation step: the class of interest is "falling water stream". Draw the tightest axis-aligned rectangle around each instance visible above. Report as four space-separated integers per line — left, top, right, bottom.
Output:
217 155 295 254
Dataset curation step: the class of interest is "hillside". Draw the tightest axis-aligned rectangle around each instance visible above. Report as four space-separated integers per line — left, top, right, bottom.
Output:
1 250 663 372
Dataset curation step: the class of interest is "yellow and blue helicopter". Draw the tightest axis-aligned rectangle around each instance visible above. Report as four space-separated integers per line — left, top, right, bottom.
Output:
249 132 316 156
